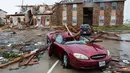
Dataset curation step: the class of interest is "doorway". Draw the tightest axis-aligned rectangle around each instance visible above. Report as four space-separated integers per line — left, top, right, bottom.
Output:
83 8 93 26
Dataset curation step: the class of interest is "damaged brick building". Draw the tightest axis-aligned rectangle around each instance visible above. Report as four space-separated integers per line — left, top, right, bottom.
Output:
50 0 126 26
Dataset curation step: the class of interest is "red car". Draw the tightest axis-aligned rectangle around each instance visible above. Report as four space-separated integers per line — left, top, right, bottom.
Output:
47 31 111 69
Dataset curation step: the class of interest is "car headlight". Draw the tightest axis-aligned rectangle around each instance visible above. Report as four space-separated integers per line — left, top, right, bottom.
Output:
73 53 89 60
107 50 110 56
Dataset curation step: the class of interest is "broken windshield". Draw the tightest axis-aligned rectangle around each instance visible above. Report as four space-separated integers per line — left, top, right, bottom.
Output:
65 40 86 45
55 34 63 43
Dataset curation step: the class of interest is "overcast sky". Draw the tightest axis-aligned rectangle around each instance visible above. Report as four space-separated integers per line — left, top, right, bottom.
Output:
0 0 130 20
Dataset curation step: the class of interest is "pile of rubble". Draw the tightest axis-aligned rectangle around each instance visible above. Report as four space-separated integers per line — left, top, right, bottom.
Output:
102 58 130 73
0 27 49 70
0 40 48 69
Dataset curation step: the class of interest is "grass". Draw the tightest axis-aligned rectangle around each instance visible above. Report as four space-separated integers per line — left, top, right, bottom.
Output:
93 25 130 31
126 24 130 27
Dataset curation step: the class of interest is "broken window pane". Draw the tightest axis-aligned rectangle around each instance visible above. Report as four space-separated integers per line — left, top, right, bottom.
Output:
72 4 77 11
99 16 104 24
111 16 116 25
63 16 67 25
100 3 104 10
112 2 117 10
73 16 77 24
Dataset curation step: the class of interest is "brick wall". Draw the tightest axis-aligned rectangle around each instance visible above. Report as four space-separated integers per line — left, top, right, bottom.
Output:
67 4 72 25
93 3 100 26
50 3 83 26
49 14 53 26
93 1 124 27
116 2 124 26
57 4 63 26
77 4 83 25
104 2 112 27
50 4 63 26
50 11 57 26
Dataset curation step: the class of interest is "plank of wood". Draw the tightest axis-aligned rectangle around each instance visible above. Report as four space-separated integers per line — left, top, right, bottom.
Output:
0 48 44 68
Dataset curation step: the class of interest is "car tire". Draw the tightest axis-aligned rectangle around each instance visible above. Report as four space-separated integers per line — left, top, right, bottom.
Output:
62 53 70 68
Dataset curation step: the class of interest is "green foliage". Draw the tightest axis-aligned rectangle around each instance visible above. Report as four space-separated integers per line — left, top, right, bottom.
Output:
0 24 4 27
2 52 20 59
93 25 130 31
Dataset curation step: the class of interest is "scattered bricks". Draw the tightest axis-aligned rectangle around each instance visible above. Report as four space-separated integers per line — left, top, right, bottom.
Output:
114 67 130 73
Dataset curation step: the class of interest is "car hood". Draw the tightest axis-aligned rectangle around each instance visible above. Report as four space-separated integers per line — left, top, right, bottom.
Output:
65 44 107 57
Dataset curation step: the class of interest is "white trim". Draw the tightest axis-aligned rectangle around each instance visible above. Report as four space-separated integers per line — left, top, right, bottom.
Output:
47 60 59 73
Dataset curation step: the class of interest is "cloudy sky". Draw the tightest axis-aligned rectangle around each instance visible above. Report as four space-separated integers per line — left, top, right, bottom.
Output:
0 0 130 20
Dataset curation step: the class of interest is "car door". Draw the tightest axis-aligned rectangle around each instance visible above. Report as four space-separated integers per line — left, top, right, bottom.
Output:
53 34 64 57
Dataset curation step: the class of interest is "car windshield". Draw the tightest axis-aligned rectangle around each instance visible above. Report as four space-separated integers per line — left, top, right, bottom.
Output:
55 34 63 43
65 40 86 45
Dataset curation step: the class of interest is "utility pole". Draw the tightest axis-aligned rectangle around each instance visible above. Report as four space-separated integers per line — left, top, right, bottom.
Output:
21 0 24 12
22 0 24 6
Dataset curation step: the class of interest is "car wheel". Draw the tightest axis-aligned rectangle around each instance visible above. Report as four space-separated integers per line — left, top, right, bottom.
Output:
62 53 70 68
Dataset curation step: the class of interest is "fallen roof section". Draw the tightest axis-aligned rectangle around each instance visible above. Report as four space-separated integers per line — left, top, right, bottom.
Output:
7 13 53 17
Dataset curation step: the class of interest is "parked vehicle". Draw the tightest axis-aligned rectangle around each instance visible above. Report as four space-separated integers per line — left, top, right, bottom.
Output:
47 31 111 69
80 24 92 36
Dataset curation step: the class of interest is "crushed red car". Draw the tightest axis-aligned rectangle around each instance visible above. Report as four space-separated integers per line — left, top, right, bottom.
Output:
47 31 111 69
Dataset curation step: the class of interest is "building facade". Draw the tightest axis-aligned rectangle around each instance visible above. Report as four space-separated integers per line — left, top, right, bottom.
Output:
7 4 53 26
50 0 125 26
0 9 7 24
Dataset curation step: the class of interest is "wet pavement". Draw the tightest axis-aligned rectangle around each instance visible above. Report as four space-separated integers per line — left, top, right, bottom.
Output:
0 51 58 73
0 29 130 73
120 34 130 60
